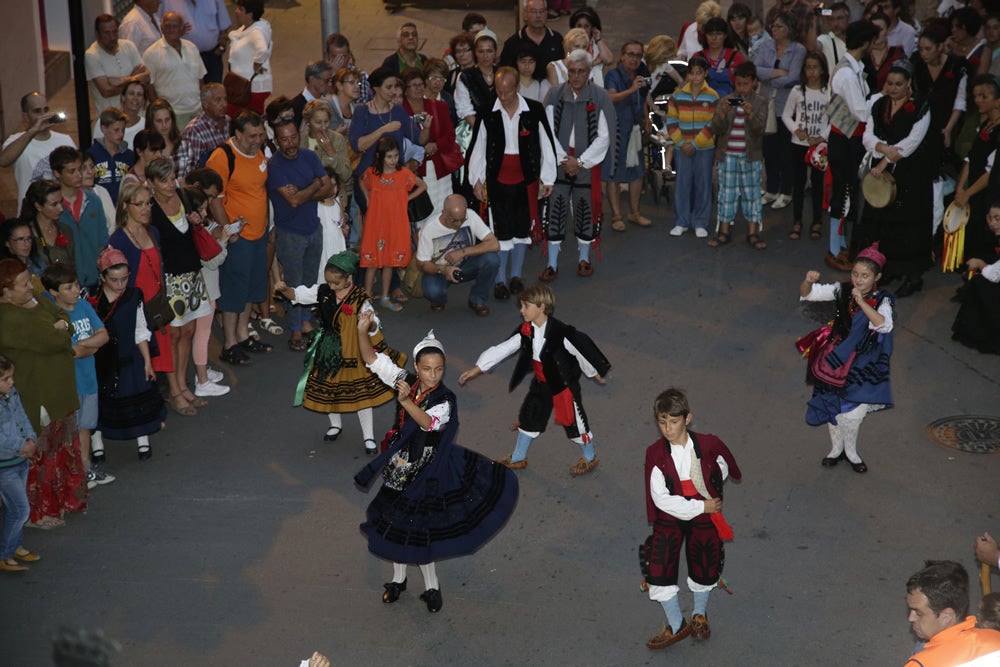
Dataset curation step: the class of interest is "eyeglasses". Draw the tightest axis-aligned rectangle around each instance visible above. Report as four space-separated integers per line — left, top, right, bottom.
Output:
427 76 446 82
9 236 33 243
129 200 153 208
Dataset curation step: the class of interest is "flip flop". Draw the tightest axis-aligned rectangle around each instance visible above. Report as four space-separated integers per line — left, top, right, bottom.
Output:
379 296 403 312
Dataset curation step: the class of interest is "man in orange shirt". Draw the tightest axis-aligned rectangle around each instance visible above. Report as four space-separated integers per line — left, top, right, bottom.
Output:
206 110 269 365
904 560 1000 667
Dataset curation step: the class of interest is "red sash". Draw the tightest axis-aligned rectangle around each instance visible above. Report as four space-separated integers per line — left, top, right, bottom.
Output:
680 479 734 541
532 360 575 427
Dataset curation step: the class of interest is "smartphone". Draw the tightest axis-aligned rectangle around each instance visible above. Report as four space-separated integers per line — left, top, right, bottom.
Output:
49 112 67 124
413 113 428 123
728 97 744 107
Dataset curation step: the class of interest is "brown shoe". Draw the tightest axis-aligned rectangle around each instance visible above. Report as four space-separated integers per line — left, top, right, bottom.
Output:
646 620 691 650
569 456 599 476
497 455 527 469
538 266 558 282
13 547 40 563
468 301 490 317
0 558 28 572
430 302 445 312
691 613 711 640
577 260 593 277
824 249 852 271
628 212 653 227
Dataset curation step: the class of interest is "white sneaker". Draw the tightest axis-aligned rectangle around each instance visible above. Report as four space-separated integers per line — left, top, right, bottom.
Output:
195 380 231 397
206 367 224 383
669 225 687 236
695 228 709 238
761 192 778 205
771 194 792 210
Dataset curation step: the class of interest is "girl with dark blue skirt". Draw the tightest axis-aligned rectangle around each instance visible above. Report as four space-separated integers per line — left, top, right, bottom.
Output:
354 313 519 613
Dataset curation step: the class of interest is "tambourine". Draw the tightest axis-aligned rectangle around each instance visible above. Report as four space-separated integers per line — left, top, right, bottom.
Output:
861 170 896 208
942 201 970 234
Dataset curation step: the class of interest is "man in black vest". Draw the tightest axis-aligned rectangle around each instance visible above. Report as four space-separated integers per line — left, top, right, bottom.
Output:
469 67 556 300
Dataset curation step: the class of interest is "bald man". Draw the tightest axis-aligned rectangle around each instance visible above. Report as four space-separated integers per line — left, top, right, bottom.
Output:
143 11 207 129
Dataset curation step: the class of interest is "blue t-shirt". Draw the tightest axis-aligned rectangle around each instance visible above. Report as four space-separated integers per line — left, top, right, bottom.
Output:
266 148 326 236
64 299 104 396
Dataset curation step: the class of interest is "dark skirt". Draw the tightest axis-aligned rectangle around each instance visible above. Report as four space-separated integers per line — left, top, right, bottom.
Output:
951 275 1000 355
360 443 519 565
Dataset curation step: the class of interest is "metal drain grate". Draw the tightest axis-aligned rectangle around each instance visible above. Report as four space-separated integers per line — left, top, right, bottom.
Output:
926 416 1000 454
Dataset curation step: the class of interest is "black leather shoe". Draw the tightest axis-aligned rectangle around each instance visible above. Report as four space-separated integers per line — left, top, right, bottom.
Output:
420 588 443 613
493 282 510 300
509 276 525 294
895 276 923 298
383 579 406 603
324 427 341 441
138 445 152 461
821 452 846 467
850 460 868 473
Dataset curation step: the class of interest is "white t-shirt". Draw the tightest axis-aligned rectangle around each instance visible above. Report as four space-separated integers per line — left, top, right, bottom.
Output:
119 6 163 56
416 210 493 264
1 130 76 203
85 39 144 113
143 38 208 117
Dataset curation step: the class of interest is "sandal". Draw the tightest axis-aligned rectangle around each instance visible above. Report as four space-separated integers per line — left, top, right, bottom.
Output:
239 337 273 353
258 317 284 336
26 516 65 530
707 231 731 247
169 393 197 417
390 288 409 304
247 320 260 340
809 222 823 239
181 390 208 408
788 222 802 240
288 337 310 352
610 215 626 232
220 345 252 366
379 296 403 312
746 233 767 250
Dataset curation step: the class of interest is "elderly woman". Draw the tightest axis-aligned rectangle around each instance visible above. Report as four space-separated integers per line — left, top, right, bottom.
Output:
402 68 462 222
603 41 652 232
302 100 353 213
754 11 805 210
678 0 723 60
330 67 361 134
227 0 272 116
20 180 75 274
145 158 214 414
108 182 175 396
445 32 476 95
423 58 458 127
92 248 166 460
853 61 932 297
0 258 85 529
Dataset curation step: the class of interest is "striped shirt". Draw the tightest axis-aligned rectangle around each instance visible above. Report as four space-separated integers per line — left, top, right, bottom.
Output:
727 107 747 155
665 82 718 151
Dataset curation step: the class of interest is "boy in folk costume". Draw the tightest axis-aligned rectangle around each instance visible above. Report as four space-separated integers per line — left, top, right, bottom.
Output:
459 284 610 476
643 388 741 650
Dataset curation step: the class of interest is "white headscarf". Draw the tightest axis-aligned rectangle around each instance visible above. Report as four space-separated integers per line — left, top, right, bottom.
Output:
412 330 445 360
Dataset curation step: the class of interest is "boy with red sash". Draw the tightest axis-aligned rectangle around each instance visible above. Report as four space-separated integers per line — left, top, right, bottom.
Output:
643 388 741 650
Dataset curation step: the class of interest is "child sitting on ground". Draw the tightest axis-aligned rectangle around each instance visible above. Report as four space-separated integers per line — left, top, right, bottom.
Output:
643 387 741 651
458 284 610 476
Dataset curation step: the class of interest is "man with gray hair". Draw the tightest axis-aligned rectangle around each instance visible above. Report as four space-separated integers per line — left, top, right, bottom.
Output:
381 22 430 75
500 0 564 80
291 60 334 129
176 83 229 178
143 11 208 129
541 49 616 280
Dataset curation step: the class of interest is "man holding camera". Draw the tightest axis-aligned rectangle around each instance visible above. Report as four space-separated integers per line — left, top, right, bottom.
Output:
416 193 500 317
0 92 77 203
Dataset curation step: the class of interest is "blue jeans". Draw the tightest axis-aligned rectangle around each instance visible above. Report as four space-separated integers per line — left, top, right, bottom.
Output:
0 460 29 559
673 149 714 230
421 252 500 306
275 226 323 331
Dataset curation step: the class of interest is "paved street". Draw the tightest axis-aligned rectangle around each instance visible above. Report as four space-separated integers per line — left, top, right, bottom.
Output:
3 1 999 665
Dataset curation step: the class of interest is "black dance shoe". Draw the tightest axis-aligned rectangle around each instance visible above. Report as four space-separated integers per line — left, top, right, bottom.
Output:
420 588 443 613
383 579 406 603
850 460 868 473
821 452 846 467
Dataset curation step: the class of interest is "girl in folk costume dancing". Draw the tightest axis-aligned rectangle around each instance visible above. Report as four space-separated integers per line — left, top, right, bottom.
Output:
797 242 895 474
353 316 519 613
358 136 426 312
275 251 405 455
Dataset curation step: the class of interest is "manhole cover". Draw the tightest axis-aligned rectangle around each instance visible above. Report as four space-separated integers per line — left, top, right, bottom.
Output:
926 416 1000 454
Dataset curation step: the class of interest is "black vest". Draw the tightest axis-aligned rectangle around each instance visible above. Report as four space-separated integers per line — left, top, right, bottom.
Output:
482 98 553 186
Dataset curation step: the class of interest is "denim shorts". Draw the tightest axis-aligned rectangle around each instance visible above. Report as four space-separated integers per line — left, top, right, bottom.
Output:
77 392 98 431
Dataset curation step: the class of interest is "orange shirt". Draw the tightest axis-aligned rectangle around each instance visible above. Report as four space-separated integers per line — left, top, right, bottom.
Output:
904 618 1000 667
206 139 269 241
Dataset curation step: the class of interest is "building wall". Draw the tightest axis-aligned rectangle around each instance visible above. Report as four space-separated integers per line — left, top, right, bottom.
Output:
0 0 45 136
